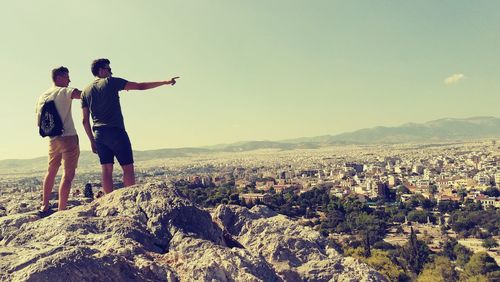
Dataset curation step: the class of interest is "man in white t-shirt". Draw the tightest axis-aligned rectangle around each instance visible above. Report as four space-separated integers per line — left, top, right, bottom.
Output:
36 66 81 215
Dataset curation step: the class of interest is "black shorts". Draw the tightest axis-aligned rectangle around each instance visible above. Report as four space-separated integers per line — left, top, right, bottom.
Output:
94 127 134 166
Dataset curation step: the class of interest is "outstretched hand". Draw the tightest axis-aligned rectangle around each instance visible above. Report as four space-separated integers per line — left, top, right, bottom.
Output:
169 77 180 86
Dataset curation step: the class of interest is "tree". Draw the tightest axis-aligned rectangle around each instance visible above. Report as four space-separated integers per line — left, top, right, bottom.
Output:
365 250 406 281
342 196 370 214
454 243 473 268
460 275 489 282
346 247 410 282
84 183 93 199
463 201 482 212
407 210 429 224
449 209 500 237
417 256 458 282
482 238 498 250
397 185 411 195
421 198 436 210
305 207 315 219
442 238 457 260
428 185 438 196
325 209 345 227
457 188 467 201
399 227 431 275
406 195 424 209
462 252 500 280
438 200 460 213
363 232 371 258
449 211 476 233
343 246 364 258
347 212 386 258
484 187 500 197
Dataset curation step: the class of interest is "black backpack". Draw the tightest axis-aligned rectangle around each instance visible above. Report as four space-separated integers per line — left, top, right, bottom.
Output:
38 100 64 137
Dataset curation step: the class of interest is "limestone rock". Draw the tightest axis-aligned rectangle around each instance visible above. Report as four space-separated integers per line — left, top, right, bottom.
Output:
0 212 38 241
5 200 39 215
213 204 387 282
163 232 281 281
0 182 386 281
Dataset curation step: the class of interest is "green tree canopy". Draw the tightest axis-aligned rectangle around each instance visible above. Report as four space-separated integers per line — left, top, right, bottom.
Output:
454 243 473 268
462 252 500 279
365 250 406 281
484 187 500 197
482 237 498 250
417 256 458 282
399 227 431 275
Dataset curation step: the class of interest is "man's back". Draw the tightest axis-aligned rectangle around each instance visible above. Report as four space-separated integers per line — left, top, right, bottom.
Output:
82 77 128 129
36 86 77 137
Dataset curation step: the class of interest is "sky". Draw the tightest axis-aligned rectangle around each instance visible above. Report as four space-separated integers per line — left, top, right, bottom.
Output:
0 0 499 160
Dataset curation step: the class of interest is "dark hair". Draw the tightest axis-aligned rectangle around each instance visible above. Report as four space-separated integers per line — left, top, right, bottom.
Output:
91 58 110 76
51 66 69 82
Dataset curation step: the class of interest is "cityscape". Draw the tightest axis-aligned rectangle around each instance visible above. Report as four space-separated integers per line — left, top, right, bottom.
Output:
1 139 499 281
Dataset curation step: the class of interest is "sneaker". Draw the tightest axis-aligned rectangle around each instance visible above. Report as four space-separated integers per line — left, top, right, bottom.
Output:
37 208 55 218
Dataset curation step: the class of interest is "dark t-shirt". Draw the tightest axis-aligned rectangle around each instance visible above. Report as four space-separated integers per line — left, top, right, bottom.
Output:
81 77 128 129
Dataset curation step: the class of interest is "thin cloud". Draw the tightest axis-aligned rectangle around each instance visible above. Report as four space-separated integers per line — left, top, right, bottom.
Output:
444 73 466 85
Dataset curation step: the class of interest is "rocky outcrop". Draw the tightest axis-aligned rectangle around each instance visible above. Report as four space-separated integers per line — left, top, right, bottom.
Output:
5 200 39 215
0 182 386 281
0 213 38 241
213 205 387 282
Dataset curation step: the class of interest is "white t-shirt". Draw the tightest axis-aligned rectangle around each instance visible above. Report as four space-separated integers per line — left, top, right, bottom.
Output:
36 86 77 137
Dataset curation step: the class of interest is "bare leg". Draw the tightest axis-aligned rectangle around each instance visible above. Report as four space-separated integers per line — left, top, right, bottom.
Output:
58 168 75 211
122 163 135 187
101 164 114 194
42 166 59 211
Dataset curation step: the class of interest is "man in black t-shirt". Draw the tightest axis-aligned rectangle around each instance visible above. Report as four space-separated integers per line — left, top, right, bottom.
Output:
82 58 179 194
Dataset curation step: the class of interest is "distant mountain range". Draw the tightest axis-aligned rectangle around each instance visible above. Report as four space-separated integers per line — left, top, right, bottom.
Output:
1 116 499 172
284 116 500 144
205 116 500 149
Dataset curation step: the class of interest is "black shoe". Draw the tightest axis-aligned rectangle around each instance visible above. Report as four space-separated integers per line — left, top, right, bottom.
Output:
37 208 55 218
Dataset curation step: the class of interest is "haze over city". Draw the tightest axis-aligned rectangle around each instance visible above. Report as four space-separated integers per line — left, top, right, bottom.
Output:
1 1 499 159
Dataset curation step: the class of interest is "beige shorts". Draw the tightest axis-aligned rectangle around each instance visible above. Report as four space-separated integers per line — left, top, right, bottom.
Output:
48 135 80 171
